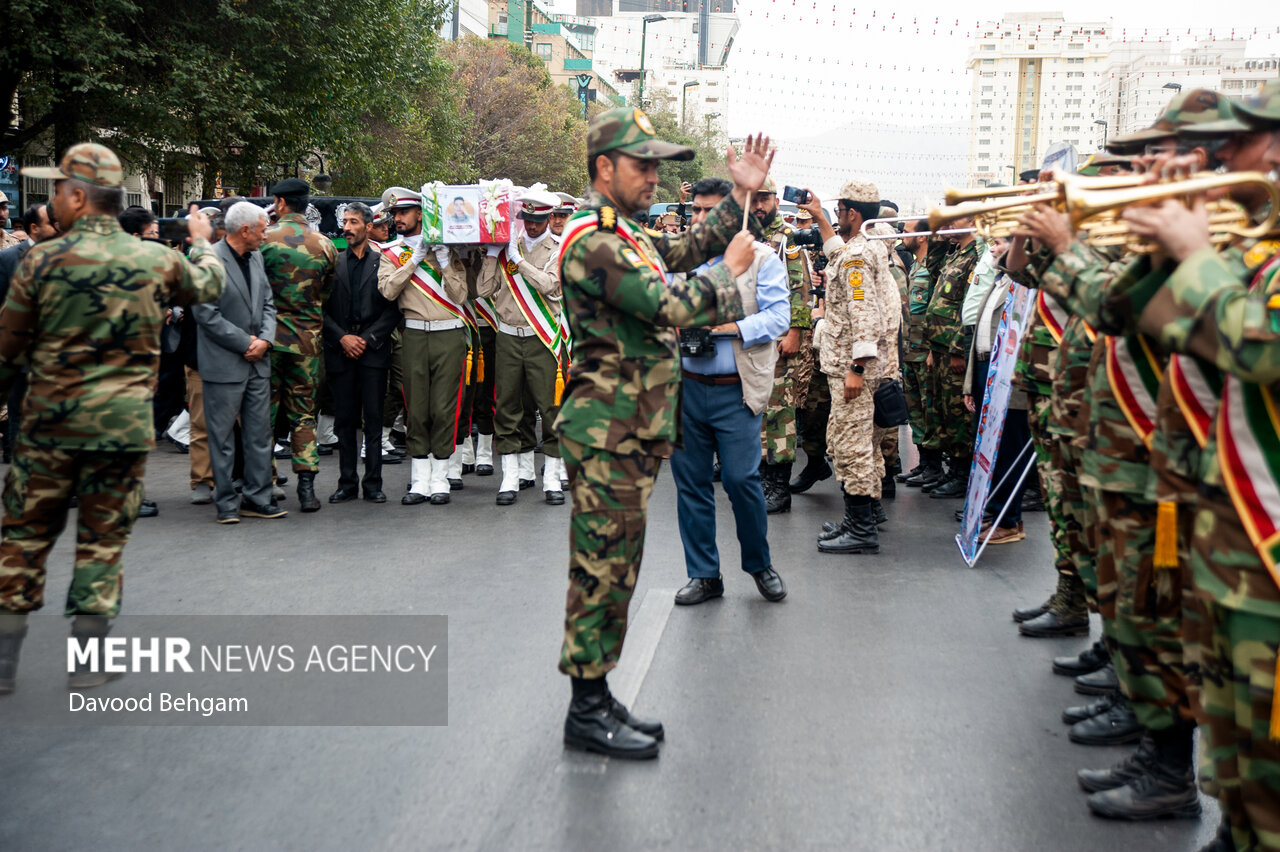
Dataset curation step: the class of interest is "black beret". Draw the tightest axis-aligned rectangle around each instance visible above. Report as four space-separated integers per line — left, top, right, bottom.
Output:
271 177 310 196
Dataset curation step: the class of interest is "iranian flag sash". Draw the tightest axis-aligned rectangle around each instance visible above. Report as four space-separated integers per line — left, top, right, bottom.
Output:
1217 375 1280 591
557 209 666 280
1169 354 1224 449
381 239 475 334
472 297 498 328
1106 332 1163 450
1037 291 1068 344
499 248 565 358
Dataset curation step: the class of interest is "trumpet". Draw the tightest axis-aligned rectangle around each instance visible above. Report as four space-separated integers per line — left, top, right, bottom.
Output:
1067 171 1280 252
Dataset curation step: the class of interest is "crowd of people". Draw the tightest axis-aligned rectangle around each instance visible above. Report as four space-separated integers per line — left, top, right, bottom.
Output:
0 80 1277 851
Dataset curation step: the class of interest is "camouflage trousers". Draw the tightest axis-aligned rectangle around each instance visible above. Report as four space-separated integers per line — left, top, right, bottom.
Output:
902 355 932 448
0 440 145 616
558 436 660 679
1095 490 1189 732
270 349 320 473
798 353 831 461
878 424 899 474
1030 392 1097 602
761 337 813 464
923 353 972 461
826 371 882 499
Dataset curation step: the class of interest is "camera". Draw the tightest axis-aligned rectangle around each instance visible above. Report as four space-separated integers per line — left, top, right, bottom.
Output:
781 185 810 205
811 251 829 273
678 327 717 358
790 227 824 249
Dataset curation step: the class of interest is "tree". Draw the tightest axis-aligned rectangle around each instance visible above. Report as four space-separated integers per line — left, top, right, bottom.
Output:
640 90 729 203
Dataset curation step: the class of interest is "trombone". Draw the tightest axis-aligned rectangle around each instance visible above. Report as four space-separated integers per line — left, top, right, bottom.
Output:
859 216 976 240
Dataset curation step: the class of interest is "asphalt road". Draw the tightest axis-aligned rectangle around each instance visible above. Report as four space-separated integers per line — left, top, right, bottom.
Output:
2 442 1219 851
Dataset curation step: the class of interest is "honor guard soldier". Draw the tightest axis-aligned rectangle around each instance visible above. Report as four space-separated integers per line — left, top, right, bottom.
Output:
554 106 773 758
0 144 225 692
261 177 338 513
478 190 568 505
377 187 470 505
549 193 577 238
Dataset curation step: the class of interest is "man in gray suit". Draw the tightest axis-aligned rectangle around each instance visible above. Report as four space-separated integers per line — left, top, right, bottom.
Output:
193 201 285 524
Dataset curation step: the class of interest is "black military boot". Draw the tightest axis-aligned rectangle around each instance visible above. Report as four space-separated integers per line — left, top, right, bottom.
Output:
1053 639 1111 677
1078 732 1156 792
873 499 887 526
563 677 659 759
881 473 897 500
67 615 125 690
1076 661 1121 695
0 622 28 694
764 463 791 514
1086 723 1200 819
296 471 321 513
904 449 941 487
896 446 922 482
819 494 879 554
920 462 951 493
1062 690 1120 725
1020 572 1089 637
929 466 969 499
789 453 833 493
1069 695 1143 745
1012 597 1052 623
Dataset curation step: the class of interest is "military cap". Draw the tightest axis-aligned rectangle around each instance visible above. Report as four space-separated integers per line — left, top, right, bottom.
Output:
795 208 813 221
554 191 578 213
759 176 777 195
1181 78 1280 136
516 189 561 222
197 206 220 217
1108 88 1232 147
385 187 422 209
588 107 694 161
1018 169 1041 183
270 177 310 196
0 190 8 205
837 178 879 203
1081 152 1135 170
658 212 684 227
878 205 898 220
23 142 124 187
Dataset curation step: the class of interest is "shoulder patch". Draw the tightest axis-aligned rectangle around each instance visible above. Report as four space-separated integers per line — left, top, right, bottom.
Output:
786 247 800 260
1245 240 1280 271
644 227 664 238
599 207 617 233
620 248 646 269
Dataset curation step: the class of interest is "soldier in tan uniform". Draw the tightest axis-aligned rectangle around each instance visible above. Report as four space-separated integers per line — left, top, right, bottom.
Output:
376 188 469 505
0 191 23 250
477 190 567 505
799 180 892 555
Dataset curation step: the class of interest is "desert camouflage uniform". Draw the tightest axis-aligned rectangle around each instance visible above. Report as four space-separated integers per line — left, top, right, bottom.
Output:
0 207 224 616
261 211 337 472
555 189 753 679
761 218 811 464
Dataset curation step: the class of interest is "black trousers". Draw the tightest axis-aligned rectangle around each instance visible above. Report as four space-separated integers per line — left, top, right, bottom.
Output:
332 364 390 493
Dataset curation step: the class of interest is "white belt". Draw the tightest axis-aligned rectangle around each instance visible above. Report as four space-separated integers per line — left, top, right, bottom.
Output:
404 318 464 332
498 321 538 338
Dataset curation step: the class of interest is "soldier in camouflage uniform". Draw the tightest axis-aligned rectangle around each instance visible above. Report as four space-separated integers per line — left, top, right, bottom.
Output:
0 144 225 693
900 226 950 487
789 208 835 494
261 178 338 513
554 107 773 759
921 223 980 498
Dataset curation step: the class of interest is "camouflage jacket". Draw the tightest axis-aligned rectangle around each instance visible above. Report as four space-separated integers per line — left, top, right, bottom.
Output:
924 240 979 356
261 212 337 357
763 218 811 330
1137 241 1280 614
818 232 890 379
904 243 948 362
1003 245 1055 397
1040 242 1128 437
0 214 225 451
552 189 753 455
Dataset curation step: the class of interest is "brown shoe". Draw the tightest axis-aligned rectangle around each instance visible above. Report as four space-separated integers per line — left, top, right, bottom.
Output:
983 522 1025 544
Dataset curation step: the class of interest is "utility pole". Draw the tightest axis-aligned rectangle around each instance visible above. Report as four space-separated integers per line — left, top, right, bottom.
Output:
638 15 666 108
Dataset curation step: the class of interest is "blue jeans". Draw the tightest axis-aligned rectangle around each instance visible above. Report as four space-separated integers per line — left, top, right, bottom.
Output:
669 378 771 579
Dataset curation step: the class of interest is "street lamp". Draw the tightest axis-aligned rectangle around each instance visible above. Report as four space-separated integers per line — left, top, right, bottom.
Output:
681 80 699 129
297 151 332 194
638 14 666 108
704 111 721 143
1163 82 1183 93
1094 119 1108 147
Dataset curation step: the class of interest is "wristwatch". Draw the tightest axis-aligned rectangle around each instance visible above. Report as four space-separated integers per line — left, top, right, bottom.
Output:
850 364 865 376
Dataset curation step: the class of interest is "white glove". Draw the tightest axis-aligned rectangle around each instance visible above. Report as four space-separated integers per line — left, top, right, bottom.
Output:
434 246 451 270
408 241 427 266
486 246 502 259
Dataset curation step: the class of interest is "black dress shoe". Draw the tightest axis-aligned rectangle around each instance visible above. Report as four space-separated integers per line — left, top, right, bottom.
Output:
608 694 663 741
448 477 463 491
1012 598 1051 623
461 463 476 475
328 487 358 504
240 500 287 519
1076 662 1120 695
381 452 402 465
363 490 387 503
430 492 450 505
1069 700 1144 745
545 490 565 505
519 478 535 490
137 499 159 518
1018 609 1089 638
401 492 428 505
476 464 494 476
752 566 787 602
896 463 922 483
563 693 659 759
1078 733 1155 792
674 576 724 606
1086 765 1200 820
317 445 334 456
929 475 967 499
496 490 516 506
789 455 833 493
920 471 950 493
1062 690 1120 725
1053 640 1110 677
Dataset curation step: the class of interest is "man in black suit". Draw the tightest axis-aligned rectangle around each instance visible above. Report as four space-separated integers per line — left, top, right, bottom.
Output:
324 202 400 503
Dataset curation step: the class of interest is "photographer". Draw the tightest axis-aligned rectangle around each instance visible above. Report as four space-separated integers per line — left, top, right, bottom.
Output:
670 177 791 607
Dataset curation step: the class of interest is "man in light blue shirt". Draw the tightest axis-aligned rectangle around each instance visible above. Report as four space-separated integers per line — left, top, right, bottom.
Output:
670 177 792 606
